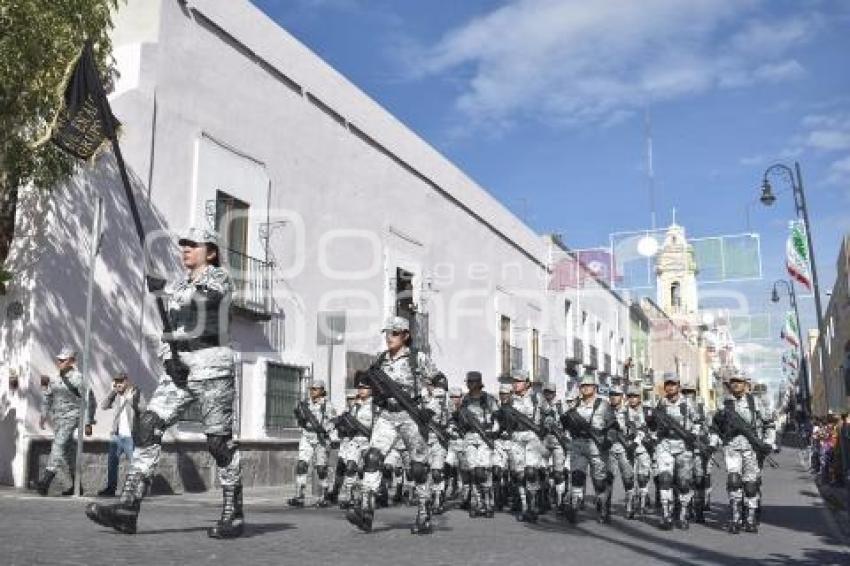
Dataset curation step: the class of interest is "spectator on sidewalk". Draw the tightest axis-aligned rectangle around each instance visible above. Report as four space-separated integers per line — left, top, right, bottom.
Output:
97 373 143 497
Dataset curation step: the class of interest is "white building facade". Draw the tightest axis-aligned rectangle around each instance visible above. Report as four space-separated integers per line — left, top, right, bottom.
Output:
0 0 612 488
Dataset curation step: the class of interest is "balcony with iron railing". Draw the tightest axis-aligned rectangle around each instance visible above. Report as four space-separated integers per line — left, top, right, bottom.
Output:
225 248 273 321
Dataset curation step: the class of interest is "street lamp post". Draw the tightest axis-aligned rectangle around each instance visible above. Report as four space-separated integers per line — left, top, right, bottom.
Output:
759 161 829 411
772 279 810 421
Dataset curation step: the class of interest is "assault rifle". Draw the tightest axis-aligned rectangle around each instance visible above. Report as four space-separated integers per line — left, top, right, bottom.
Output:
723 405 779 469
363 366 448 449
654 406 719 467
500 404 545 440
544 420 572 454
458 407 495 450
336 411 371 439
294 400 329 446
561 409 606 451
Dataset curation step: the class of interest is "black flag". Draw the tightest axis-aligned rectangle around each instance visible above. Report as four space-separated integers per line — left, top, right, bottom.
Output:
50 41 120 160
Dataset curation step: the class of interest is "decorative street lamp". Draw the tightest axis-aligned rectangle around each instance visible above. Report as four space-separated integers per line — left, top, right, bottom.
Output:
772 279 810 421
759 161 830 411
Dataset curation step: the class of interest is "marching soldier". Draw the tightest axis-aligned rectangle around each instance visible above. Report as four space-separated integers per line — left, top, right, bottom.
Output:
29 347 96 496
682 382 712 523
336 379 374 509
541 382 568 515
608 386 636 519
85 227 244 538
458 371 500 518
423 374 450 514
289 380 338 508
650 372 698 530
507 370 548 522
625 385 654 518
445 386 466 501
561 372 615 524
711 373 776 534
346 316 441 534
331 388 360 506
493 383 515 512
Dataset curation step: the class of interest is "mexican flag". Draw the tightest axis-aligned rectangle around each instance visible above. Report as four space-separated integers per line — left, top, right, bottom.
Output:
781 310 800 348
786 221 812 291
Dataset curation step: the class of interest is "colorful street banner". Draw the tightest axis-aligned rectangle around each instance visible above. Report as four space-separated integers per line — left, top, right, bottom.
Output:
786 220 812 291
780 310 800 348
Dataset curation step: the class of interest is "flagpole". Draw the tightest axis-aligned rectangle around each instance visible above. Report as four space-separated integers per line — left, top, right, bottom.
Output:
74 195 103 498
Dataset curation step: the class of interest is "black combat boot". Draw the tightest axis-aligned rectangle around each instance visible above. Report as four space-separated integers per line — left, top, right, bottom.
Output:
61 477 83 496
315 485 330 508
346 492 374 532
744 504 758 533
85 472 147 534
660 501 674 530
727 500 741 534
410 499 433 535
678 500 690 530
694 497 706 524
29 470 56 496
626 491 636 520
208 485 245 539
287 484 306 507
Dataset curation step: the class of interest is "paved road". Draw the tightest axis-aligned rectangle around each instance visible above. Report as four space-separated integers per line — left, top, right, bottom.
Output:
2 449 848 566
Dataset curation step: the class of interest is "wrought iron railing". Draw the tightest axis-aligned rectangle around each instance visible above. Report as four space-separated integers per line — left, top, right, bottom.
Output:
225 248 273 320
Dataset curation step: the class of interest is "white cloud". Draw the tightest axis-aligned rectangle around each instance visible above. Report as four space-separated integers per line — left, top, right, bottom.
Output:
826 155 850 185
411 0 816 130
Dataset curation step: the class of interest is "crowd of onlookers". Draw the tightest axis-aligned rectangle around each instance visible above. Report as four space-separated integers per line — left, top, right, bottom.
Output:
809 412 850 487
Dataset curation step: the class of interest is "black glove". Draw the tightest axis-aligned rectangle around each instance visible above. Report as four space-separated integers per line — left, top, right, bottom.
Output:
163 357 189 385
146 276 167 292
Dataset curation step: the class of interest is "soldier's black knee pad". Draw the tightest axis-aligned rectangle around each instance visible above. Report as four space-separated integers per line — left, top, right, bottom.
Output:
315 465 328 480
743 481 759 498
592 478 608 493
657 472 674 490
623 478 635 492
676 477 691 494
133 411 165 448
345 461 359 477
571 470 587 487
410 461 428 484
524 467 538 484
431 469 443 484
206 434 235 468
552 470 566 484
637 474 650 488
364 448 384 473
473 467 488 485
295 460 309 475
727 472 743 491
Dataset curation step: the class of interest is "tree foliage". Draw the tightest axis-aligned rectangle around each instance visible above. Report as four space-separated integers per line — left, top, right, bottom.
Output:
0 0 119 282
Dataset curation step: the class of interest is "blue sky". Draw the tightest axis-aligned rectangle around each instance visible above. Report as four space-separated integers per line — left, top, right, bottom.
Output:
251 0 850 390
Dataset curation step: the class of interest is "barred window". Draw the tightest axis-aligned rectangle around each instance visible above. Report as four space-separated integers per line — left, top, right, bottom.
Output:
265 363 303 429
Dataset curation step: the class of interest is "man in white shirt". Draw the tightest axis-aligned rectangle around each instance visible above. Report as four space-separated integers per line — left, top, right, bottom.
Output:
98 374 143 497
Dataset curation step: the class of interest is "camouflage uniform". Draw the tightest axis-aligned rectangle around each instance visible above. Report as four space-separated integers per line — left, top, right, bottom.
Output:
423 386 449 511
493 384 514 511
291 393 338 506
508 385 548 521
86 228 244 539
687 394 712 522
541 391 568 512
608 395 636 517
625 390 654 517
712 389 776 533
653 393 698 529
337 396 374 506
564 387 615 523
445 388 467 498
348 335 440 533
459 385 500 517
41 366 96 484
